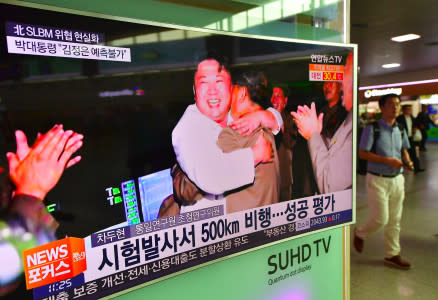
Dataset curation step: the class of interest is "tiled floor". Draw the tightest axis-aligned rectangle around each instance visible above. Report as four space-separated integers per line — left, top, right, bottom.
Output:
351 142 438 299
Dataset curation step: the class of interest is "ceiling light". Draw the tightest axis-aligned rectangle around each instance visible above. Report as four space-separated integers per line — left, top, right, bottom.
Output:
359 79 438 90
382 63 400 68
391 34 421 42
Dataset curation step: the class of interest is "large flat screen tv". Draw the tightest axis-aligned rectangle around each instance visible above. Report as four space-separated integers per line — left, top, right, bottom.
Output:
0 3 356 299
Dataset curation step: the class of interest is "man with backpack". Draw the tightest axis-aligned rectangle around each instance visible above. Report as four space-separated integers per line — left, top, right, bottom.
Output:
354 93 413 269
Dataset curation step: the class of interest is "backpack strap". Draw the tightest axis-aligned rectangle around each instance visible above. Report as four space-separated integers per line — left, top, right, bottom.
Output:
370 121 380 154
370 121 405 154
396 122 406 140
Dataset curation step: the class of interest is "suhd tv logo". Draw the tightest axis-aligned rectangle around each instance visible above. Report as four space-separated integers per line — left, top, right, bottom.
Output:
23 237 87 289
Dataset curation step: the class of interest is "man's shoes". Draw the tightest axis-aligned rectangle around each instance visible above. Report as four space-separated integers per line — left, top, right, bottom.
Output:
384 255 412 269
353 228 363 253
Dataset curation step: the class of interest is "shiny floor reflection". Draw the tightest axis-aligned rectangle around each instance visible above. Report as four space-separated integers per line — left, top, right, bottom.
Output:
351 142 438 300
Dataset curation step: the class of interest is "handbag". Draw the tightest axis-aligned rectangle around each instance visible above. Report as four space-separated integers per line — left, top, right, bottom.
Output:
413 129 422 142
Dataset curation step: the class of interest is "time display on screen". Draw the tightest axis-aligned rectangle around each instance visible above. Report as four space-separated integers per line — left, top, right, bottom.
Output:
33 274 85 298
48 279 72 293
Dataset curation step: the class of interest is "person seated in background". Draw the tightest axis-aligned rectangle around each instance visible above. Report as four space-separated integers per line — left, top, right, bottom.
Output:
0 125 83 296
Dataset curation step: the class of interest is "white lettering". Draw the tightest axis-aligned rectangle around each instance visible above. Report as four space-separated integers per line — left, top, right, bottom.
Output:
13 24 24 36
46 244 69 261
46 247 59 261
98 89 135 98
26 26 35 37
364 88 402 98
37 251 47 264
26 244 69 267
37 28 53 39
59 244 69 258
27 253 38 267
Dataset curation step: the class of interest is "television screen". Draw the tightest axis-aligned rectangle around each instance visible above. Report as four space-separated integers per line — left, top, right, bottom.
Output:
0 3 356 299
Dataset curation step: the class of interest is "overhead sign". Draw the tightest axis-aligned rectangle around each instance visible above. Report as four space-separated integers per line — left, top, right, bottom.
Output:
420 94 438 104
364 88 402 98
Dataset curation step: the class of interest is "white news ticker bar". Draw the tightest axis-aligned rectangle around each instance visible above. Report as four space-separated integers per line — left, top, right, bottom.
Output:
83 189 353 281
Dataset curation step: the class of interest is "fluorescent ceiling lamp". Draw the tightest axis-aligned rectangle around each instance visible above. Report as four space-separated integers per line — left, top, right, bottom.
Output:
360 78 438 90
391 34 421 42
382 63 400 68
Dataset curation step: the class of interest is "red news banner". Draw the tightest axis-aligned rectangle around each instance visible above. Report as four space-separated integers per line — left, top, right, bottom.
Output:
23 237 87 289
309 64 344 81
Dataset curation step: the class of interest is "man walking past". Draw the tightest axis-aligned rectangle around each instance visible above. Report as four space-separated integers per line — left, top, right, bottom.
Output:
354 93 413 269
397 104 423 173
416 104 436 151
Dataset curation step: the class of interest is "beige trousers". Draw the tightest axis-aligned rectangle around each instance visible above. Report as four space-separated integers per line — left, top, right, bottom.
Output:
356 173 405 257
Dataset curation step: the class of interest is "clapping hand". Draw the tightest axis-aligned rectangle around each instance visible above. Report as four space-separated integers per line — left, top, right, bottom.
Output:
7 125 83 200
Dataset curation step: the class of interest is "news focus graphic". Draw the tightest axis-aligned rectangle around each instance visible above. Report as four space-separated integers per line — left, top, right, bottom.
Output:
5 22 131 62
309 54 344 82
23 237 86 290
29 190 352 299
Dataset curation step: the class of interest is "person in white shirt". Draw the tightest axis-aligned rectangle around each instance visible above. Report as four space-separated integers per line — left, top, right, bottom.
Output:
396 105 423 173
